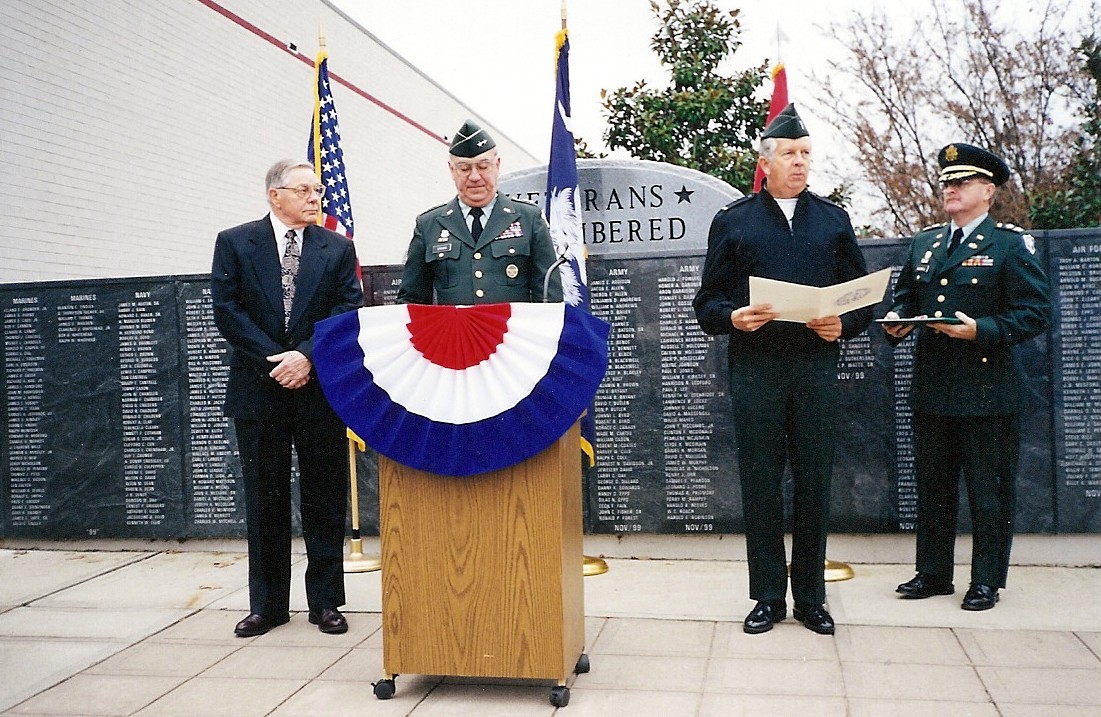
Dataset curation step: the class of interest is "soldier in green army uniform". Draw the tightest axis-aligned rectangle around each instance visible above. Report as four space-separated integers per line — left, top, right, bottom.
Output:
884 143 1051 611
397 119 563 305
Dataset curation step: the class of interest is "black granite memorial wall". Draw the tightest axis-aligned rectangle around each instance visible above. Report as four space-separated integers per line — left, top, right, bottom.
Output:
2 230 1098 539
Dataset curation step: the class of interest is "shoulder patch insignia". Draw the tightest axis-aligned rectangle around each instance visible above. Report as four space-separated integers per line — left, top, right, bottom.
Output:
720 195 754 212
510 195 538 206
417 203 447 218
806 191 841 210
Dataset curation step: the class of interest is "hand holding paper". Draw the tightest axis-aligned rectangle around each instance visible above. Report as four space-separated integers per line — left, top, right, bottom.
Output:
748 268 893 324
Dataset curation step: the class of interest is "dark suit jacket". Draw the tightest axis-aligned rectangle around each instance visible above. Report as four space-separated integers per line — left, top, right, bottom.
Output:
693 188 872 356
211 216 363 420
396 193 563 304
888 216 1050 416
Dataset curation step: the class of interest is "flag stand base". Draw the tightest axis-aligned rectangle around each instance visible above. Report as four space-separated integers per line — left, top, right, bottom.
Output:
583 554 608 576
824 559 854 582
344 538 381 573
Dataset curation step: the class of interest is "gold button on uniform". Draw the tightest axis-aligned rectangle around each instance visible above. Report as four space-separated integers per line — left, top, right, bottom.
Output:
934 311 943 318
937 295 945 302
474 270 483 278
940 278 948 286
508 247 516 254
475 289 485 298
982 357 988 363
972 278 978 284
473 252 482 260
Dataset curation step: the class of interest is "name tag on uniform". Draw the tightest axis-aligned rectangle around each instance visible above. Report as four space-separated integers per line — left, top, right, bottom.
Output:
961 255 994 267
432 242 452 254
497 221 524 240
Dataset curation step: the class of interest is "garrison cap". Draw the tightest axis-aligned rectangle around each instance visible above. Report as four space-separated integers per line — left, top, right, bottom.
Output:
938 143 1010 186
449 119 496 158
761 103 809 140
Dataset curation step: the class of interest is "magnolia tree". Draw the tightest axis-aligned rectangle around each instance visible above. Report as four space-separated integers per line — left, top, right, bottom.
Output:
601 0 769 194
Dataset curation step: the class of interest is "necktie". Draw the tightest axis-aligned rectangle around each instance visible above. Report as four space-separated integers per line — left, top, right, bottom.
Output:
281 229 300 328
948 227 964 254
469 207 484 241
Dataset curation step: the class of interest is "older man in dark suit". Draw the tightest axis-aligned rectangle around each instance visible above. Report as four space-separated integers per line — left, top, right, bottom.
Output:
212 159 363 637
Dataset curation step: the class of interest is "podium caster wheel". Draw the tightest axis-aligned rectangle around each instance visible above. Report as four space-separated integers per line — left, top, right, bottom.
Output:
550 685 570 707
574 653 590 674
372 678 396 700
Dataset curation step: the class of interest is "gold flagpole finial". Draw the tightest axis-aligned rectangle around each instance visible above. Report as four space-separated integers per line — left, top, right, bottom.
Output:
561 0 567 30
319 21 326 51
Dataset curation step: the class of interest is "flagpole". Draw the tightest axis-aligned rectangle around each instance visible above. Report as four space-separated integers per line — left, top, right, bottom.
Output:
766 25 851 583
343 429 381 573
555 0 607 579
312 29 376 573
312 27 326 225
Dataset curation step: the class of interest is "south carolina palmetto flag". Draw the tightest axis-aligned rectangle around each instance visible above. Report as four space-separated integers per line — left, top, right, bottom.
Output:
753 63 789 193
546 26 597 467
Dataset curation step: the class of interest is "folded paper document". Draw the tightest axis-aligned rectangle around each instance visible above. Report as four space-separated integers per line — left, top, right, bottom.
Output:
748 268 893 323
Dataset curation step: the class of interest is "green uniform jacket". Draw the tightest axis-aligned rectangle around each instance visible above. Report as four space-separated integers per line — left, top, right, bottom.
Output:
396 193 563 305
889 216 1051 416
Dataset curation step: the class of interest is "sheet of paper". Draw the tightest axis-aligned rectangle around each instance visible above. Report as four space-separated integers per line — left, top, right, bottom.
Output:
748 267 893 323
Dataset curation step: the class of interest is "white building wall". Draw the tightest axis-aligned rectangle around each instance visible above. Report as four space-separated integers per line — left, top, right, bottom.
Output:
0 0 537 283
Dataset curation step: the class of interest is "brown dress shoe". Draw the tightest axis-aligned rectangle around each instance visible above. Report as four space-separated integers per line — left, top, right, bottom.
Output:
234 613 289 637
309 608 349 634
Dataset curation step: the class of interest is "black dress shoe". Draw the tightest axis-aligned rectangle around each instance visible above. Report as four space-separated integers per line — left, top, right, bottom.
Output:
234 613 290 637
961 584 999 611
793 605 835 635
896 572 955 599
743 600 786 634
309 608 349 634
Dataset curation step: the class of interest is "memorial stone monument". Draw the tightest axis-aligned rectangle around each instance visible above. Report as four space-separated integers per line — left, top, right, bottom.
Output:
1 161 1098 538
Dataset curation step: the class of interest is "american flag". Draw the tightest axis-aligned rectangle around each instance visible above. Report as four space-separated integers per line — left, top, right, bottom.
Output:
308 51 354 238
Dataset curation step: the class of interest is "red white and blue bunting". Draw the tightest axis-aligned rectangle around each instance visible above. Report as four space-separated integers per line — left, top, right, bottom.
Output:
313 302 609 476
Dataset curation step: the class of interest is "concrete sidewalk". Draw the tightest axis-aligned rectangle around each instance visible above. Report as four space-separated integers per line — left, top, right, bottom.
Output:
1 534 1099 716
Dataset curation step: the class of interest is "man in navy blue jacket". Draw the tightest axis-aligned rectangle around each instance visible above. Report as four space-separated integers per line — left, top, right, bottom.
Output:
212 159 363 638
694 104 872 636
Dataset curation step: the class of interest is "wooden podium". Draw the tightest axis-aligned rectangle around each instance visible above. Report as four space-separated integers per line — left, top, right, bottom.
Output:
374 421 587 707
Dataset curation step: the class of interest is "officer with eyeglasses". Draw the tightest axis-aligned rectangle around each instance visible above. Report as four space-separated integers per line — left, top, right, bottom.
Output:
396 119 563 304
882 143 1050 611
211 158 363 638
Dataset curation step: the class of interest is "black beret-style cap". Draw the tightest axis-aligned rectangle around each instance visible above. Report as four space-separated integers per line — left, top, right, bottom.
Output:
449 119 497 158
761 103 810 140
938 143 1010 186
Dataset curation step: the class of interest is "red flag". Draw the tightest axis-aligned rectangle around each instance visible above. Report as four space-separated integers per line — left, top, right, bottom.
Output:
752 63 788 193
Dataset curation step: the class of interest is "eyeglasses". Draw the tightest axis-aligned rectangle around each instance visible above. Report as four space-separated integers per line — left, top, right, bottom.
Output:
277 184 326 198
939 177 989 191
450 159 497 176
